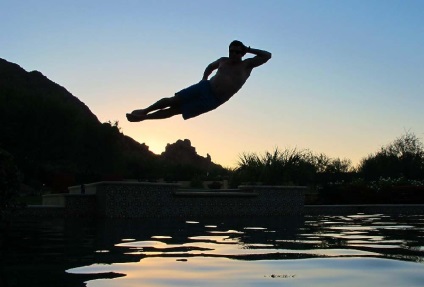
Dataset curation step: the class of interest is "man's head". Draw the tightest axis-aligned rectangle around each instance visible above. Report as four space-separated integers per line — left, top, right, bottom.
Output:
229 40 246 60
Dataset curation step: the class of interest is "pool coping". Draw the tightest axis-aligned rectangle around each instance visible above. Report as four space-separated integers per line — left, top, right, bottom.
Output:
11 203 424 218
304 204 424 215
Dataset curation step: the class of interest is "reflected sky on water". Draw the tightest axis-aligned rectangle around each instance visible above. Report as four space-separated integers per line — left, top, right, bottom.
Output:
1 213 424 286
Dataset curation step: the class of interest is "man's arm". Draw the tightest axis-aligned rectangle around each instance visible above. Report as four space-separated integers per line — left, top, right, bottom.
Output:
244 47 272 68
202 57 224 80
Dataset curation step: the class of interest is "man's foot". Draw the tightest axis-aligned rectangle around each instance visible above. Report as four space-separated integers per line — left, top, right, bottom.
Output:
131 109 147 116
126 112 147 122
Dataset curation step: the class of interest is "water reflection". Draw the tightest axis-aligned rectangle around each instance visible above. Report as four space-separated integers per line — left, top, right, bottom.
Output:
1 214 424 286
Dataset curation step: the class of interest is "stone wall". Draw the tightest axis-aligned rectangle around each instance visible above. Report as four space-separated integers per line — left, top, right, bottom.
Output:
305 204 424 215
65 194 97 217
94 182 180 217
92 182 306 218
31 182 424 218
26 182 307 218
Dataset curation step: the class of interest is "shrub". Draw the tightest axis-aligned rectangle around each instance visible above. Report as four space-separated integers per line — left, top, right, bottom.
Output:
0 149 20 220
233 148 317 185
359 132 424 181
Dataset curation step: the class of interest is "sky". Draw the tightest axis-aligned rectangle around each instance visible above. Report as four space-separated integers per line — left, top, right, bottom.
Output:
2 0 423 168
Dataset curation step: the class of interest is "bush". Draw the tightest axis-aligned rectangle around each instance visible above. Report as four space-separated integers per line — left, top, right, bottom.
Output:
233 148 317 186
0 149 20 220
232 148 355 187
359 132 424 181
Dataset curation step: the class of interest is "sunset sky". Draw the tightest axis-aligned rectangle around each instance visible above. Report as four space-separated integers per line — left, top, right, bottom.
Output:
2 0 423 168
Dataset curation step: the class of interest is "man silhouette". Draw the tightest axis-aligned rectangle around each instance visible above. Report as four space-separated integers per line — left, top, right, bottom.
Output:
126 40 271 122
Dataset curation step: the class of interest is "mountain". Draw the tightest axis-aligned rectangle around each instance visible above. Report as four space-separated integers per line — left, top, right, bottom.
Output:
162 139 214 170
0 58 225 192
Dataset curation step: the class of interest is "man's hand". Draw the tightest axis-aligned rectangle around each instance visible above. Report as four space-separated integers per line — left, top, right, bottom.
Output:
239 42 250 54
243 46 272 68
243 43 251 54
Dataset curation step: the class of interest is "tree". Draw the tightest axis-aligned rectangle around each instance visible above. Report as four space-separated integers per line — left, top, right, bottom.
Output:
359 132 424 181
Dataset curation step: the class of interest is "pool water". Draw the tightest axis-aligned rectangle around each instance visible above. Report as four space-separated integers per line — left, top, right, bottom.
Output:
1 213 424 286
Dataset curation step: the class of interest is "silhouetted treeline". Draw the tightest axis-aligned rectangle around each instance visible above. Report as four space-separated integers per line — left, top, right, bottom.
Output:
231 132 424 204
359 132 424 181
230 148 354 187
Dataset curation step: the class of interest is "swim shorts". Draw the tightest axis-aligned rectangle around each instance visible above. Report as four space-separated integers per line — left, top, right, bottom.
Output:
176 80 222 120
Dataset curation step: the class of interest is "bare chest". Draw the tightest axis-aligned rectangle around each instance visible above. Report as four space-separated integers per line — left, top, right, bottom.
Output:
216 61 249 78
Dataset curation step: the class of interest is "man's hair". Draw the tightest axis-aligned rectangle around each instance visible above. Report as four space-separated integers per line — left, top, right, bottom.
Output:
229 40 245 49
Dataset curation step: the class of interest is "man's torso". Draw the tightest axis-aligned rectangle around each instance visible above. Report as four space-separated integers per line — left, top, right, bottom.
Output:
209 58 252 103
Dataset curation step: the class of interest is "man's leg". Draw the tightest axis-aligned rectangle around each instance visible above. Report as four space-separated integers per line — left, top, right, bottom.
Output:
131 96 179 115
127 96 181 122
127 96 182 122
127 106 181 122
143 106 181 120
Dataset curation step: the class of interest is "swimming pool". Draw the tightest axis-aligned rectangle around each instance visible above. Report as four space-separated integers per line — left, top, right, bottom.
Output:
1 213 424 286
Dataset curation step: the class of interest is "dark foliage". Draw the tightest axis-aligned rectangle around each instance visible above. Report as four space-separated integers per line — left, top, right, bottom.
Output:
231 148 353 187
359 132 424 181
0 148 20 219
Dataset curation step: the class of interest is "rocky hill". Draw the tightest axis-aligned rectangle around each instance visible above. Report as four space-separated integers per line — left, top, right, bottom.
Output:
162 139 214 170
0 58 225 191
